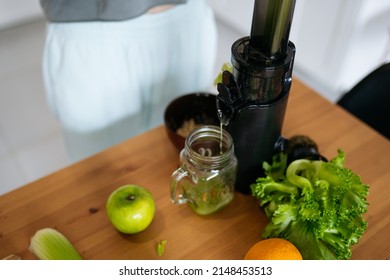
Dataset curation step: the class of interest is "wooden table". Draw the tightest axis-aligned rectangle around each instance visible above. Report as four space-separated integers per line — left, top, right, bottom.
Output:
1 79 389 260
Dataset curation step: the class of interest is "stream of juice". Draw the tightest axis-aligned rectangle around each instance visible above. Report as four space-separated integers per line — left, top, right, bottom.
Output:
220 122 223 155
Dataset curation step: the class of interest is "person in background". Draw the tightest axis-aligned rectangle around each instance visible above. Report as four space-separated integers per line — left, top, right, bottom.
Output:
39 0 218 162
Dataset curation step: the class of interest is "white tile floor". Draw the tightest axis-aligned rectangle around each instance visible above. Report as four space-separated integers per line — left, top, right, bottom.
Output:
0 18 242 196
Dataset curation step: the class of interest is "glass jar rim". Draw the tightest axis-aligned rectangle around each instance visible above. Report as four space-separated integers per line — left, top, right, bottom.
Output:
184 125 234 168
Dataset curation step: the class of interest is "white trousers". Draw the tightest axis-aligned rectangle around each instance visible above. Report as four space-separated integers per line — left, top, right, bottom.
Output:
42 0 217 161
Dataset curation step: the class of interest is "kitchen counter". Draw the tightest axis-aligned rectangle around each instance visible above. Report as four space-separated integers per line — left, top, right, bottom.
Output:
1 79 389 260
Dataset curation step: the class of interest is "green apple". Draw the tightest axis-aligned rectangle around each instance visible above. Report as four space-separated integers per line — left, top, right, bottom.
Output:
106 185 155 234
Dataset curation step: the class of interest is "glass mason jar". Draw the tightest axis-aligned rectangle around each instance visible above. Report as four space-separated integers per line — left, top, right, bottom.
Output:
170 125 237 215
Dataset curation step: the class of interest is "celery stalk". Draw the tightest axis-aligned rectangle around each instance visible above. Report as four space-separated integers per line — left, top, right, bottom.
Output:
213 63 233 86
29 228 82 260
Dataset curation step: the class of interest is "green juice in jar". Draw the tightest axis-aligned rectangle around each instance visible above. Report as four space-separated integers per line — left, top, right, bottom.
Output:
183 172 235 215
170 125 237 215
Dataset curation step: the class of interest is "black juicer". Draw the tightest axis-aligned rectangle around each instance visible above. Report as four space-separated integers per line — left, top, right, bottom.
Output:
217 0 296 193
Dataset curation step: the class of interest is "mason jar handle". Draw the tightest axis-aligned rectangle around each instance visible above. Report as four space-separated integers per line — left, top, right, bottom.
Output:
170 168 189 204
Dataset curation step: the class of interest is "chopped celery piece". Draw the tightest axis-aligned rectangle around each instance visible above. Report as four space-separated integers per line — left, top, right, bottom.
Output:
156 240 167 257
29 228 82 260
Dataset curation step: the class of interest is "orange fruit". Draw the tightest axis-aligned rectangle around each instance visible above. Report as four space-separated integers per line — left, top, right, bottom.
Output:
244 238 303 260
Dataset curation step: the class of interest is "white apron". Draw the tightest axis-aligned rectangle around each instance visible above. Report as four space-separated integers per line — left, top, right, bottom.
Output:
42 0 217 161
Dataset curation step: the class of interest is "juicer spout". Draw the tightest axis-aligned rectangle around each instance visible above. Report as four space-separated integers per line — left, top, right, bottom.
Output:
216 71 245 126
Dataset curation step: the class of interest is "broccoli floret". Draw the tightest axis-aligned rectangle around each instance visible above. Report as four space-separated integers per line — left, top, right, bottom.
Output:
251 149 369 260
